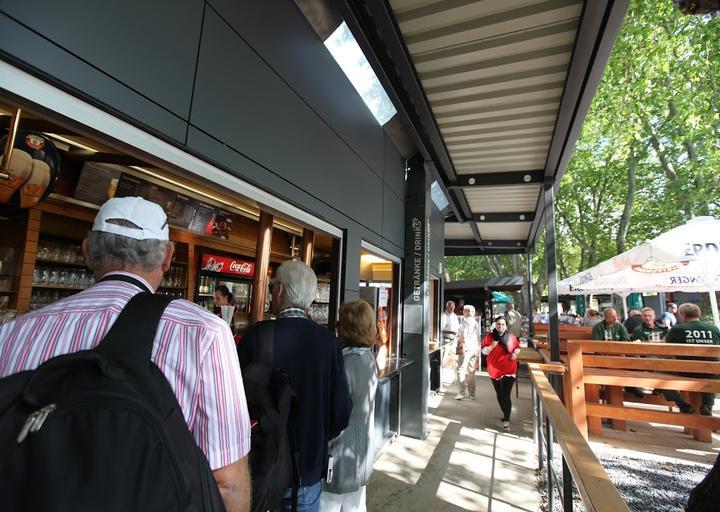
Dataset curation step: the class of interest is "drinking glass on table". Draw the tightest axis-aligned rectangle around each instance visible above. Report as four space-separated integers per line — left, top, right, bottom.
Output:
650 331 661 342
604 329 613 341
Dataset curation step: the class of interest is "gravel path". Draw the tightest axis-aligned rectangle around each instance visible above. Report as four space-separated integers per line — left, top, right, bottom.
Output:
538 444 711 511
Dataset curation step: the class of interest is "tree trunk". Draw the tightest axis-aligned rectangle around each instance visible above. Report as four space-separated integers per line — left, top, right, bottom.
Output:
711 76 720 144
486 255 503 277
511 254 521 276
643 119 678 181
533 265 547 313
617 141 638 253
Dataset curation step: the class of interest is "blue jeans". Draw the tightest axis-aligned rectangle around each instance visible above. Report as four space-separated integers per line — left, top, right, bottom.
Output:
282 481 321 512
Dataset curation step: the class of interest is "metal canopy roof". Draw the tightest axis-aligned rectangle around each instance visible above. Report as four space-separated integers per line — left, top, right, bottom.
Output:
340 0 629 256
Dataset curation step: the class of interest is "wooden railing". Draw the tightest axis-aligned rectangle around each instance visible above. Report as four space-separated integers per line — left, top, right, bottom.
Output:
530 363 630 512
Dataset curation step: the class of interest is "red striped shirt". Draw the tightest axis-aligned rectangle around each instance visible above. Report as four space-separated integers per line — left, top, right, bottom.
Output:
0 271 250 470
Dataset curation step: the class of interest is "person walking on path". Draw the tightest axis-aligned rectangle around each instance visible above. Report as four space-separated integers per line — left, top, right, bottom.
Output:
504 303 522 338
455 304 480 400
320 300 378 512
661 302 678 328
441 300 460 342
238 260 352 512
481 317 521 431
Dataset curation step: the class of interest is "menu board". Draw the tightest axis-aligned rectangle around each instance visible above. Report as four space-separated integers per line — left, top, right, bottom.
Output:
188 202 216 235
187 203 233 239
73 162 123 205
73 165 233 238
167 193 198 228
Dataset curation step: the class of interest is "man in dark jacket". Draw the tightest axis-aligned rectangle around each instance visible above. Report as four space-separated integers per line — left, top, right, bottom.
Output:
238 260 352 511
624 309 643 336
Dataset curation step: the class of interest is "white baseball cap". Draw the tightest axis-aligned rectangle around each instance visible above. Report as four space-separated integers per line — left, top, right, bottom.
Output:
93 196 169 241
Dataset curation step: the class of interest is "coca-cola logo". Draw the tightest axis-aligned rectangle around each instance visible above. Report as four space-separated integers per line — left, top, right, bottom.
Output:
230 261 253 274
201 253 254 276
202 257 224 272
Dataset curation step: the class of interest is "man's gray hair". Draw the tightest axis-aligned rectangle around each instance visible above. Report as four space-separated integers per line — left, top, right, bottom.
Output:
276 260 317 309
87 231 169 273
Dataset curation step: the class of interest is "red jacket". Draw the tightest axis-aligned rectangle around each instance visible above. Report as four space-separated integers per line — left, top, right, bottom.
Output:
481 331 520 379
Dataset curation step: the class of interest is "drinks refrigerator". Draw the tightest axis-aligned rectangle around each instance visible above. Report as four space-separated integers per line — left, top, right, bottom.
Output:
194 250 254 315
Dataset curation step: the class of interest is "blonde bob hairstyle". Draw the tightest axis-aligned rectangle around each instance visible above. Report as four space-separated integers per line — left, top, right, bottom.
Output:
337 299 377 348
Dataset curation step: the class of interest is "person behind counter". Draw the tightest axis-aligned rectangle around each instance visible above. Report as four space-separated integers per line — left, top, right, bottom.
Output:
214 285 234 307
481 316 521 432
321 299 378 512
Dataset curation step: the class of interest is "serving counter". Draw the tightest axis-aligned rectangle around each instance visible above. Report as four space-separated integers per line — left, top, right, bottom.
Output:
373 358 413 458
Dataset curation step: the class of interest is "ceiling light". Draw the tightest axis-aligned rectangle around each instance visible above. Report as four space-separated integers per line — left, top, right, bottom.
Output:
45 133 99 153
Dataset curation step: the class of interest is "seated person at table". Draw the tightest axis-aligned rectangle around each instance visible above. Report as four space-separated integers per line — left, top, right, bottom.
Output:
624 309 643 334
591 308 630 341
632 307 668 341
663 303 720 416
584 309 602 327
592 308 642 398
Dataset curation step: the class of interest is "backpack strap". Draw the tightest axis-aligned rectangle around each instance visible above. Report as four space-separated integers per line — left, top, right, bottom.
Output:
255 321 299 512
256 321 275 368
95 292 174 362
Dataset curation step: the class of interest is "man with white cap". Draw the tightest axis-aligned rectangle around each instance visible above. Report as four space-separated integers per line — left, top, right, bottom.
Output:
0 196 251 511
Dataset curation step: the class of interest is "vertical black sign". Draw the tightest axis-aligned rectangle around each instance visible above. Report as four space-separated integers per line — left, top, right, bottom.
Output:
401 156 431 440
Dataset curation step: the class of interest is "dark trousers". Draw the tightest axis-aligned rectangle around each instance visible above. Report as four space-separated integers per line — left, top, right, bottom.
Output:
661 389 715 409
660 373 717 410
491 376 516 421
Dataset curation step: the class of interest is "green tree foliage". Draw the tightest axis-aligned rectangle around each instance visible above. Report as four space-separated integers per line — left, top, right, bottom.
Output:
446 0 720 306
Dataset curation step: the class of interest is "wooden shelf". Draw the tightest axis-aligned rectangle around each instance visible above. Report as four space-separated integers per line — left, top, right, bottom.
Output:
33 284 86 290
0 290 17 294
159 286 187 290
35 258 88 268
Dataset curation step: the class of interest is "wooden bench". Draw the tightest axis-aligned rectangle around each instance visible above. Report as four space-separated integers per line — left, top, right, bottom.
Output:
534 323 593 341
565 340 720 442
532 324 592 353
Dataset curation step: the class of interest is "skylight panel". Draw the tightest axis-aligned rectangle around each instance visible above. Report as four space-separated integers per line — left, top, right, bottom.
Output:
431 181 450 211
324 22 397 125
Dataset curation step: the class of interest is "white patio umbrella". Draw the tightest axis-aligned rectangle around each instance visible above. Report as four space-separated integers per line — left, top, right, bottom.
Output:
558 217 720 325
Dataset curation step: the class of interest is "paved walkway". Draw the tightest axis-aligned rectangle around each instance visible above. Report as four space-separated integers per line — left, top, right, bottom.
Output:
367 372 541 512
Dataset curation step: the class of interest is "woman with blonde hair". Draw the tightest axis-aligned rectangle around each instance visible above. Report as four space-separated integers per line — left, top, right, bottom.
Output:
321 300 378 512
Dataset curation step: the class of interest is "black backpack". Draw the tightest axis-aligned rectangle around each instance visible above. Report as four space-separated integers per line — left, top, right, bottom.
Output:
241 321 300 512
0 291 226 511
687 451 720 511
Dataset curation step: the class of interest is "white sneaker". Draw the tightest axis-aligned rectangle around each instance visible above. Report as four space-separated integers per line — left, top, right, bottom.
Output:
502 421 510 431
455 393 466 400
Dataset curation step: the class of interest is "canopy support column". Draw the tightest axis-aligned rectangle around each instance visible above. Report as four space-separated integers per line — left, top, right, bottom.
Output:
544 183 561 390
526 252 534 339
621 294 629 321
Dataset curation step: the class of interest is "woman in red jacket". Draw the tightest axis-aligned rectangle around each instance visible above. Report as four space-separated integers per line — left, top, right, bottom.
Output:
481 316 521 431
